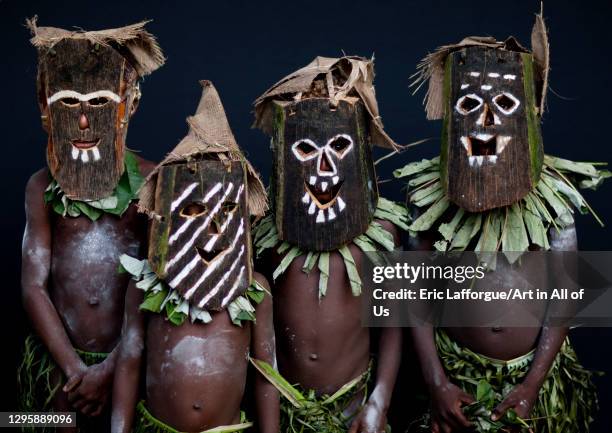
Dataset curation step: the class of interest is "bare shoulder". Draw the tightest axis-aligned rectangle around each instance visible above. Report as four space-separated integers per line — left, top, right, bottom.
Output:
548 224 577 251
25 168 50 197
135 154 157 177
253 271 271 292
375 218 401 245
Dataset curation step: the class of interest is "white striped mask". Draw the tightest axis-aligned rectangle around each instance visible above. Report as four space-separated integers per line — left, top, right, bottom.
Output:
148 160 252 311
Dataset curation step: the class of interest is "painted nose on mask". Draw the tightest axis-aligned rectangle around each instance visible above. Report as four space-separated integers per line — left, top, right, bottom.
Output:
480 103 495 127
78 112 90 130
319 151 333 174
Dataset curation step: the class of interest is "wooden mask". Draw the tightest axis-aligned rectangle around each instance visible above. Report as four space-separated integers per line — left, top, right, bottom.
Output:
441 46 543 212
39 39 138 200
148 160 252 311
271 98 378 251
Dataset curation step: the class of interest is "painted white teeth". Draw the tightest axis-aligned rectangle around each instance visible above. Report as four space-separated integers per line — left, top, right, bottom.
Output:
92 147 101 161
496 136 511 153
321 182 328 192
332 176 339 185
474 133 494 141
338 197 346 212
481 85 492 90
461 84 469 90
308 201 316 215
328 208 336 220
488 73 500 78
80 150 89 163
316 210 325 223
71 148 79 160
469 155 499 166
302 192 310 204
460 136 470 153
309 176 316 186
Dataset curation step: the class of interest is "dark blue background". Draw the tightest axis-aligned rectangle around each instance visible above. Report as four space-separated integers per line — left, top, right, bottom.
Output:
1 0 610 431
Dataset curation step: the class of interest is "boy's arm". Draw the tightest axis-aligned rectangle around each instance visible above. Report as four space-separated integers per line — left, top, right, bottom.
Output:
21 171 87 390
492 224 576 421
411 326 473 432
251 272 280 433
111 279 146 433
349 221 402 433
349 327 402 433
407 220 474 432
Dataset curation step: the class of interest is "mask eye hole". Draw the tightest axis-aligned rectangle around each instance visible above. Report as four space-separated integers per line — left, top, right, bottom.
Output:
180 202 207 218
60 97 80 107
493 93 520 114
292 139 319 161
327 135 353 157
221 201 238 215
88 97 110 107
456 94 483 114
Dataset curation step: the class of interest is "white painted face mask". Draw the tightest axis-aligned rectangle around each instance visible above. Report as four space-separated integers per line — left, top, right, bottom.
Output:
442 45 543 212
272 98 378 251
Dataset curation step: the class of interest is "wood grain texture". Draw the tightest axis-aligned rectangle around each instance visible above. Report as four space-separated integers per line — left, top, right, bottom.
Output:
442 46 543 212
41 39 135 200
272 98 378 251
148 160 252 311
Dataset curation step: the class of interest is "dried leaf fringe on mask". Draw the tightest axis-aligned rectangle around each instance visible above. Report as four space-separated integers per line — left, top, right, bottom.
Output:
119 254 267 326
138 80 267 219
254 55 401 151
410 8 549 120
252 55 410 294
395 155 609 255
125 81 268 323
252 198 409 297
43 150 143 221
26 16 165 77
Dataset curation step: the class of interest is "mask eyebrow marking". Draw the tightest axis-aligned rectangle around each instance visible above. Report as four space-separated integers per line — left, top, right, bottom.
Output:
461 84 469 90
47 90 121 105
503 74 516 80
481 85 492 90
488 73 500 78
469 72 480 77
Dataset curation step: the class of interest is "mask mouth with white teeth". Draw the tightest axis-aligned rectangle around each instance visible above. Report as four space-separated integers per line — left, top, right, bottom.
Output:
442 46 543 212
39 38 138 201
272 98 378 251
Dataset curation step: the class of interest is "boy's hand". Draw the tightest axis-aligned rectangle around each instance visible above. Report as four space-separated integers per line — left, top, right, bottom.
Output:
65 360 113 416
